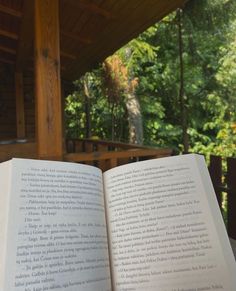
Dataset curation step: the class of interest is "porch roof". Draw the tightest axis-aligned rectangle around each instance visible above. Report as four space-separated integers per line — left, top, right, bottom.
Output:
0 0 187 81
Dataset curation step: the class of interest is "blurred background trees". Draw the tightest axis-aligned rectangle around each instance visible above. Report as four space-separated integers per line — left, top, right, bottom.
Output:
65 0 236 157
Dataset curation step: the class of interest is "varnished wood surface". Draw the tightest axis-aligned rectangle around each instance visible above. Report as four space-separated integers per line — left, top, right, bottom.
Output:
64 148 172 172
0 0 187 79
0 141 37 161
15 71 25 138
34 0 63 160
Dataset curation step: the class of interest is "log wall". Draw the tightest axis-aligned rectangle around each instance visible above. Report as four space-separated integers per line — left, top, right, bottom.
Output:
0 64 35 140
0 64 16 138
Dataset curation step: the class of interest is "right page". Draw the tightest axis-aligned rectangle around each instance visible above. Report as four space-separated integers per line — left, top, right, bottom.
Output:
103 154 236 291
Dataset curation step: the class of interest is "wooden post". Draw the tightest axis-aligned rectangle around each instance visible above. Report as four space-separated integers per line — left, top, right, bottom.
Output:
227 157 236 239
61 81 66 153
109 158 118 169
84 141 94 166
34 0 63 160
208 155 222 208
15 72 26 138
97 144 109 171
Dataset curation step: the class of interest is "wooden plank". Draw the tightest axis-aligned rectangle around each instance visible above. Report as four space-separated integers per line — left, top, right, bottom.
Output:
61 50 77 60
109 158 117 169
227 157 236 239
0 58 15 64
84 141 94 166
118 157 131 166
61 30 92 45
208 155 222 208
97 144 109 171
66 140 75 153
0 28 18 39
83 140 94 152
68 138 151 150
0 45 16 55
16 0 34 71
35 0 63 160
64 148 172 162
75 141 83 152
0 142 37 162
65 0 187 80
66 138 173 155
0 3 22 17
15 72 26 138
61 81 66 151
66 0 114 19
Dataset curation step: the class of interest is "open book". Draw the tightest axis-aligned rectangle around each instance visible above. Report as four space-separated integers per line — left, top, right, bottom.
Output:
0 154 236 291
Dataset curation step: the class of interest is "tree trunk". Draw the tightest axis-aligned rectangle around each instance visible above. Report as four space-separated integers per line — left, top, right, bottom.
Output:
83 76 91 138
177 8 189 153
125 48 143 145
125 91 143 144
110 102 115 141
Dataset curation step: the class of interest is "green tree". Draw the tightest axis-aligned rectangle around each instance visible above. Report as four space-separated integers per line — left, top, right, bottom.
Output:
65 0 236 158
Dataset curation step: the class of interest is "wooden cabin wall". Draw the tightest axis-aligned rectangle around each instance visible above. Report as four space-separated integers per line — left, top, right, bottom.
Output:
23 71 35 138
0 64 16 139
0 64 36 140
0 65 72 142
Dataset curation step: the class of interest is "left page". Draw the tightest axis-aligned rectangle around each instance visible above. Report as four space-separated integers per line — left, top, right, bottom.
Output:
3 158 112 291
0 160 11 291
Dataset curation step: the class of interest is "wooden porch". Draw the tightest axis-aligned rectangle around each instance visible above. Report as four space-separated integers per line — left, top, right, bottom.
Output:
1 0 236 238
0 138 173 170
1 137 236 239
0 0 187 161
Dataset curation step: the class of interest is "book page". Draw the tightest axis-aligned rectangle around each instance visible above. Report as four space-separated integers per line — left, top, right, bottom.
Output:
3 158 111 291
104 154 236 291
0 161 11 291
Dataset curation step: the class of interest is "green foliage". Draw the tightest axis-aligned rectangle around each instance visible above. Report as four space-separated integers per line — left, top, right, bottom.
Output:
65 71 129 141
65 0 236 157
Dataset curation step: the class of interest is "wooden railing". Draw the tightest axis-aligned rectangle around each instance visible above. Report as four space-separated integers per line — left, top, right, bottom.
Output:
64 138 173 171
0 139 37 162
208 155 236 239
0 139 235 238
0 138 173 169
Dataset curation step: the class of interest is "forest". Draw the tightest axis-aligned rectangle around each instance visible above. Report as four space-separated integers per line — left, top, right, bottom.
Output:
65 0 236 158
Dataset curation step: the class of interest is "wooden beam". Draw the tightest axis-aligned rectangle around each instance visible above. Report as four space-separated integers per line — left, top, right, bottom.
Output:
64 148 173 162
66 0 114 19
60 50 76 60
0 57 14 64
61 82 66 149
16 0 34 70
0 45 16 55
0 3 22 17
0 28 18 39
15 72 26 138
0 142 37 162
35 0 63 160
61 30 92 45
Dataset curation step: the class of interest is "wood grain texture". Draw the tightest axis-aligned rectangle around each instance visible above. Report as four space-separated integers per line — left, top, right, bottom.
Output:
64 148 172 162
16 0 34 71
0 3 22 17
15 71 25 138
0 0 187 78
34 0 63 160
0 142 36 162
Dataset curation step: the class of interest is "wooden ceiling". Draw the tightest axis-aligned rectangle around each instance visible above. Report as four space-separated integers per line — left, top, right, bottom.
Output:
0 0 187 81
